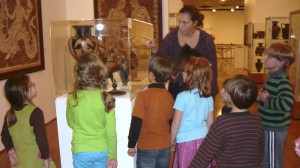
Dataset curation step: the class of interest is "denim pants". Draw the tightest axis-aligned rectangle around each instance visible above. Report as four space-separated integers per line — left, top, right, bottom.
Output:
73 151 108 168
137 147 171 168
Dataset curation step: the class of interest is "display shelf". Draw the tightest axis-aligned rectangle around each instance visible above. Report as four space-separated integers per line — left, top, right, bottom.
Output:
289 10 300 104
265 17 290 48
246 22 265 83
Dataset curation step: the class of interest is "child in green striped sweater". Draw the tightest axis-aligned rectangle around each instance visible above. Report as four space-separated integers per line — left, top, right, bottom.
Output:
257 42 295 168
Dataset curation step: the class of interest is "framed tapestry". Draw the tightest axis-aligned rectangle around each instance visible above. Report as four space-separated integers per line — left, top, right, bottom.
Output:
94 0 162 43
0 0 44 80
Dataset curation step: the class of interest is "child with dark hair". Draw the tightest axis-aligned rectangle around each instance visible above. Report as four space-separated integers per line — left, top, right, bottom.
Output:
169 44 202 100
1 74 55 168
127 56 174 168
220 78 232 114
258 42 295 167
171 57 215 168
221 75 249 115
190 75 264 168
67 53 117 168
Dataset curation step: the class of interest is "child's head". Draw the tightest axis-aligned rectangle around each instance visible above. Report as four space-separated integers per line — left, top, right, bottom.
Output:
183 57 212 97
264 43 295 70
221 75 249 103
226 75 257 109
4 74 35 126
147 56 173 83
221 78 230 103
5 74 35 107
75 53 108 90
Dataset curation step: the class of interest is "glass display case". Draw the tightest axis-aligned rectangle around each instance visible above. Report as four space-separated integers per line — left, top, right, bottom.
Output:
289 10 300 103
265 17 290 47
50 19 153 97
246 22 265 83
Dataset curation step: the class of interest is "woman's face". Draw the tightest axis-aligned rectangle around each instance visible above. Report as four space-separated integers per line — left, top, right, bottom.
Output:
177 13 197 36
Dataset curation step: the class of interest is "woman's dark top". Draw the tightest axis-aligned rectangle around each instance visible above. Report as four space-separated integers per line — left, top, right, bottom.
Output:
157 28 218 98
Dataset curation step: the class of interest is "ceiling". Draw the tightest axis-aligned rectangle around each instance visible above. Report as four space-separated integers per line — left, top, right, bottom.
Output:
182 0 245 11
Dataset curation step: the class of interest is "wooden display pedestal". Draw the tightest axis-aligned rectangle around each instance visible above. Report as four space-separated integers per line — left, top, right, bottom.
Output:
248 71 264 84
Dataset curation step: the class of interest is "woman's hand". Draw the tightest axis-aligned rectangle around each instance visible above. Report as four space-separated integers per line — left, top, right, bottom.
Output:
107 159 118 168
127 148 136 157
143 36 158 53
8 148 19 167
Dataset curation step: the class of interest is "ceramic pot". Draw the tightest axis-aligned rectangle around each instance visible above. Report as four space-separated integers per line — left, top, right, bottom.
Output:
255 43 265 56
281 23 289 39
68 25 98 60
255 59 263 72
257 31 265 39
272 21 280 39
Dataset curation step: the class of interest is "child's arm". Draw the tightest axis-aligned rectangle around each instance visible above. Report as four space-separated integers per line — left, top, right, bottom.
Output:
1 116 14 151
127 116 142 156
171 109 183 150
105 109 117 160
190 124 220 168
1 117 19 166
207 112 214 129
66 99 74 129
30 108 50 160
260 79 293 111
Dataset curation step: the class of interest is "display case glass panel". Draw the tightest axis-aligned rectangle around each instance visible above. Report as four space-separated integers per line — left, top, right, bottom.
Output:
247 22 265 74
50 19 153 97
265 17 290 47
289 11 300 102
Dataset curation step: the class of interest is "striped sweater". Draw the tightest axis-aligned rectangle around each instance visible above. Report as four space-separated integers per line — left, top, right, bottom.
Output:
258 69 294 127
189 112 264 168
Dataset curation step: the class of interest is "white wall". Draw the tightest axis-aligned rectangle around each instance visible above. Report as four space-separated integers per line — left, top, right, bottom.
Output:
202 11 245 44
245 0 300 23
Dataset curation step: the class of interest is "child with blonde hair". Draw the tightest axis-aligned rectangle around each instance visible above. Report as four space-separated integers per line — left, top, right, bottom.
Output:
258 42 295 167
67 53 117 168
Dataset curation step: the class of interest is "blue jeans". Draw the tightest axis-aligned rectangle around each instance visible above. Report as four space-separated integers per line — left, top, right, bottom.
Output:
137 147 171 168
73 151 108 168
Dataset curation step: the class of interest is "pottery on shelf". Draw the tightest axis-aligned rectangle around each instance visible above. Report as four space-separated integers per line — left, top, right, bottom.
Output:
272 21 281 39
281 23 289 39
68 25 98 60
255 43 265 56
255 59 263 72
257 31 265 39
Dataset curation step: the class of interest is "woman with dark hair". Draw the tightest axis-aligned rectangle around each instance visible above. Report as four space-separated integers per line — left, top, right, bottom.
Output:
147 6 218 99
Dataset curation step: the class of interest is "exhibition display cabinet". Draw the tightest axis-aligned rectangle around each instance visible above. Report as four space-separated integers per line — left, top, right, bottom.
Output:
289 10 300 119
50 19 153 97
51 19 153 168
265 17 290 47
246 22 265 83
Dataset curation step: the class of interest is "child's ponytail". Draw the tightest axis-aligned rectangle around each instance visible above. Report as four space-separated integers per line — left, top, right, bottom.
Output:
102 92 115 112
6 107 17 127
